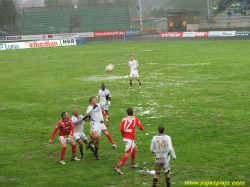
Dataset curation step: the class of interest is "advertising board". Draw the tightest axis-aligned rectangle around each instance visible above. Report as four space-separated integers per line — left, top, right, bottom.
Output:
61 39 76 46
158 32 183 37
94 30 125 37
26 40 61 48
125 30 140 36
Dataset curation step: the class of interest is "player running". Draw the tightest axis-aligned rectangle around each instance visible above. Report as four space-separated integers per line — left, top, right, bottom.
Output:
71 109 94 158
114 108 145 174
128 55 142 89
48 111 80 165
150 125 177 187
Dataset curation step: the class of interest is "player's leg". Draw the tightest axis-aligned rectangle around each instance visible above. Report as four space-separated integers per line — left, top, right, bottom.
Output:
84 139 95 153
92 131 100 160
77 139 84 158
152 163 162 187
59 136 67 164
68 138 80 161
130 143 138 167
136 77 142 88
102 129 116 149
129 77 133 89
114 139 133 174
163 162 171 187
152 173 160 187
165 172 171 187
74 133 84 158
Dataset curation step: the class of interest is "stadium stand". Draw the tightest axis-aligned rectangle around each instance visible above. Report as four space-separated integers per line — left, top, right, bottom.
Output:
21 3 130 35
218 0 250 20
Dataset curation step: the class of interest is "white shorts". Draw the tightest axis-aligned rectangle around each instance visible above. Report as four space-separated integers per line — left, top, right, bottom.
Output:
100 122 107 131
123 138 135 153
59 135 72 145
154 161 171 174
90 121 102 136
130 71 139 78
74 132 87 141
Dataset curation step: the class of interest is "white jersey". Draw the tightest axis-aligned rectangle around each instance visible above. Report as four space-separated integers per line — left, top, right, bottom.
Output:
150 134 176 163
129 60 139 73
86 102 106 123
97 89 111 105
71 115 84 134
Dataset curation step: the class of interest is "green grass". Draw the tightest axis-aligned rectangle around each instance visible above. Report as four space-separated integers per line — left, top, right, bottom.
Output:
0 40 249 187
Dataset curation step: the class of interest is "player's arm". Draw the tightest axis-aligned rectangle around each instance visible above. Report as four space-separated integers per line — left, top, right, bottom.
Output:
135 117 145 131
120 122 124 136
108 91 112 101
48 127 58 144
82 113 90 121
70 121 75 137
150 138 156 153
101 109 109 122
167 137 177 161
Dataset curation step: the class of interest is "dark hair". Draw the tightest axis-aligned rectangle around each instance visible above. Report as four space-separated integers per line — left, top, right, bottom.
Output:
89 96 95 104
61 111 67 118
158 125 165 134
101 83 105 85
127 108 133 116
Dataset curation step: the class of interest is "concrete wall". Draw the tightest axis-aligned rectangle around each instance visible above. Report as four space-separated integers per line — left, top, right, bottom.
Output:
187 19 250 30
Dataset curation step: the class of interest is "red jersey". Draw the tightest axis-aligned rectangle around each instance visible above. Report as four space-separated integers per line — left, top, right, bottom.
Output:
50 119 75 140
120 116 144 140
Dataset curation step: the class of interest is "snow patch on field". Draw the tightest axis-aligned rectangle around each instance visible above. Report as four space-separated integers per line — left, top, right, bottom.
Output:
78 75 128 81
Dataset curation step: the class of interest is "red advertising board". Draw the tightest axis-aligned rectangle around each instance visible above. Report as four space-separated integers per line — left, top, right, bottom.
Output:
195 32 209 37
158 32 183 37
94 30 125 37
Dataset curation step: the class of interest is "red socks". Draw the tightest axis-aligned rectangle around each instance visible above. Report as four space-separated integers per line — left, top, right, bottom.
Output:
106 134 115 144
116 156 128 169
72 145 76 158
60 147 67 160
131 150 137 165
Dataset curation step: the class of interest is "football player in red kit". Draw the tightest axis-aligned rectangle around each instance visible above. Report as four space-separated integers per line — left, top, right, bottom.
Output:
114 108 145 174
48 111 80 164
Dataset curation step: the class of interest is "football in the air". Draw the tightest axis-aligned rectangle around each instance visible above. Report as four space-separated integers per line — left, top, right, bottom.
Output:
105 63 115 72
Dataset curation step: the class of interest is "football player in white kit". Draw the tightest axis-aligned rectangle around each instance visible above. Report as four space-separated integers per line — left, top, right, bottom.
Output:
82 97 109 160
97 83 111 122
150 125 177 187
71 109 94 158
128 55 142 89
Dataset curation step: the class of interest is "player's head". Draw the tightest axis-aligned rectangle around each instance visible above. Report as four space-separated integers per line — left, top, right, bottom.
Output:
89 96 97 105
130 55 134 61
101 83 105 90
158 125 165 134
72 109 79 116
126 108 133 116
61 111 69 119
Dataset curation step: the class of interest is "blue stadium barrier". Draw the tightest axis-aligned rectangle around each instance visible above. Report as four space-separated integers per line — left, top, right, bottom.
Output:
76 38 86 45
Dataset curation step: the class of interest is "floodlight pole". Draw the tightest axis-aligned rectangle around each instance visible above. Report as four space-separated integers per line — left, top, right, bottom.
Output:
139 0 143 32
207 0 210 20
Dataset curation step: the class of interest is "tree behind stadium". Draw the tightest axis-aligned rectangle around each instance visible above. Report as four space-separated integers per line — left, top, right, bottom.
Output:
0 0 17 31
